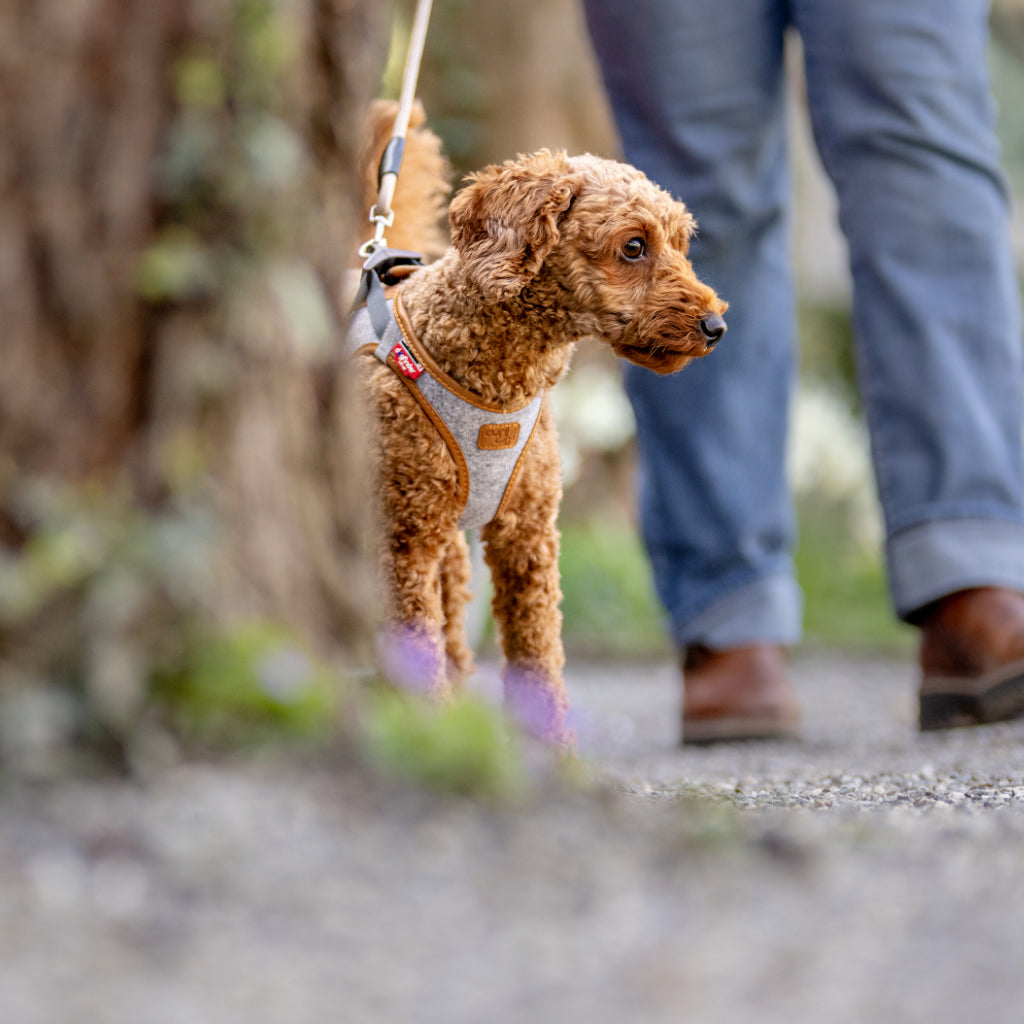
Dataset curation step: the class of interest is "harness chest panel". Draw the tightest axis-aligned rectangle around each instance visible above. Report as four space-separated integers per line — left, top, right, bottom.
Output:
349 292 543 530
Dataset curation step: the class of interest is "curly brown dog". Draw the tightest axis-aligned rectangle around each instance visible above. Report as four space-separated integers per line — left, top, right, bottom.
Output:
352 135 727 747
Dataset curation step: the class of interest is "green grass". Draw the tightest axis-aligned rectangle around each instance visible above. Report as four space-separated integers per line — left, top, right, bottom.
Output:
794 510 913 654
359 688 529 802
558 512 914 660
154 622 340 749
558 521 670 660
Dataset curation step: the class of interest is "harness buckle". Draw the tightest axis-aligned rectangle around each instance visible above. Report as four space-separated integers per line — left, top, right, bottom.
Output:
361 246 425 285
350 245 426 321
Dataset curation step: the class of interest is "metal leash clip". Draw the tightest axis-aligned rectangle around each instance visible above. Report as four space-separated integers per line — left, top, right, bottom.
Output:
359 205 396 259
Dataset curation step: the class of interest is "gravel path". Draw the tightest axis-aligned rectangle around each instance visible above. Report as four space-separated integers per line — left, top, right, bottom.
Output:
2 652 1024 1023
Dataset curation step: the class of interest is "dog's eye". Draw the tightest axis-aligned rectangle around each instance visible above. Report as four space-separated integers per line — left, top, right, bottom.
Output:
621 237 646 261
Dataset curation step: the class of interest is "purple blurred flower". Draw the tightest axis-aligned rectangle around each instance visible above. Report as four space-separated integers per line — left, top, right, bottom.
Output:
378 626 445 697
503 667 573 747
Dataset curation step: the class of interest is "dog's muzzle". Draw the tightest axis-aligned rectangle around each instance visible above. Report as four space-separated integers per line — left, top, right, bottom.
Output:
699 314 727 348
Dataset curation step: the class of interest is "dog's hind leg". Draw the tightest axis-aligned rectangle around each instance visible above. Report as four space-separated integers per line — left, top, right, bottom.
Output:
440 531 476 686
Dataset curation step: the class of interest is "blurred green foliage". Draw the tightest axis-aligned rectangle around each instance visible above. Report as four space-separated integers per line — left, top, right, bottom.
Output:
359 689 528 802
797 304 858 407
794 508 914 654
0 479 544 796
154 623 339 749
0 485 209 773
558 508 914 660
992 35 1024 201
142 0 309 304
559 521 670 660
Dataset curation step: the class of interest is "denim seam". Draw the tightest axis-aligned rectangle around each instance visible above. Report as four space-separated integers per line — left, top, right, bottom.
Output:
673 571 802 647
887 506 1024 541
888 516 1024 617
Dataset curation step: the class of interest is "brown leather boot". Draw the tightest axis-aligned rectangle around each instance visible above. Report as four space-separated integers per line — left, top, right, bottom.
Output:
681 644 801 745
917 587 1024 731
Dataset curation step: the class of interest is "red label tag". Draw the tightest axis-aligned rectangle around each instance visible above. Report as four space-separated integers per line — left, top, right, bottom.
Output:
390 342 423 380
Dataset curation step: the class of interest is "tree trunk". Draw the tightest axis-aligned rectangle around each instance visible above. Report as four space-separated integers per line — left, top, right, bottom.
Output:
416 0 616 178
0 0 385 745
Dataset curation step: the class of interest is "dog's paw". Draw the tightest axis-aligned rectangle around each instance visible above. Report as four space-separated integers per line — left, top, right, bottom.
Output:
503 667 573 749
378 624 450 700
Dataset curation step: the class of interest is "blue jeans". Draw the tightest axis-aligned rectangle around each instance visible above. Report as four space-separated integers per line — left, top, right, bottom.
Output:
583 0 1024 647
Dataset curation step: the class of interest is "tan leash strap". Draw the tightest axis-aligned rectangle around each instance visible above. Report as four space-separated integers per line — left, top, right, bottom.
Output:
362 0 434 257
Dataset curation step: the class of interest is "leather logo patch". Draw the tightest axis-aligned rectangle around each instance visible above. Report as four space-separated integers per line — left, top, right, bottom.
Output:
478 422 520 450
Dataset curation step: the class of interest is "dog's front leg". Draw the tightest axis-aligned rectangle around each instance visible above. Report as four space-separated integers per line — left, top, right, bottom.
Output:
481 427 573 747
379 519 454 700
370 377 465 700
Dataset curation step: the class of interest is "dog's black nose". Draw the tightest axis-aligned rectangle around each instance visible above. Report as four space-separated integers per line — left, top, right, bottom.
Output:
699 314 727 347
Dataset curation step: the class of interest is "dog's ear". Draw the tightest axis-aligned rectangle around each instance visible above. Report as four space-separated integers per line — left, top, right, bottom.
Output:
449 150 582 301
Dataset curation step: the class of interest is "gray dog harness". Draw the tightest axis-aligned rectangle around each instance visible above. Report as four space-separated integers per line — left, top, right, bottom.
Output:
349 271 543 530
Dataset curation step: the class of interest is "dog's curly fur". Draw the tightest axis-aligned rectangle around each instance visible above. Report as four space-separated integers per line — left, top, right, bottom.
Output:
358 106 726 746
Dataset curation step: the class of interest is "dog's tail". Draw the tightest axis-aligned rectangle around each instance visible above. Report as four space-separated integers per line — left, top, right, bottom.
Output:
357 99 451 262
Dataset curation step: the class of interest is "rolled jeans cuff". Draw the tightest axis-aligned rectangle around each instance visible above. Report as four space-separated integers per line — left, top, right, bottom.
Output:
888 517 1024 620
673 573 803 650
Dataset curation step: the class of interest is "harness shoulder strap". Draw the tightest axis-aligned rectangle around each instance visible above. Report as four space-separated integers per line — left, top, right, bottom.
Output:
350 246 425 363
352 247 423 318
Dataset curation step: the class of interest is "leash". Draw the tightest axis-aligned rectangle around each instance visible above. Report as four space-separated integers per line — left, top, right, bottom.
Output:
359 0 434 260
353 0 434 339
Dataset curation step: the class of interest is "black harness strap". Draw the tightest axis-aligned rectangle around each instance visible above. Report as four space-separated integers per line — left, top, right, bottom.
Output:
350 246 427 370
352 246 425 343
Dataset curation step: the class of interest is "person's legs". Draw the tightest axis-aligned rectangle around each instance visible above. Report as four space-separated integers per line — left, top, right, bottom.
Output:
583 0 803 650
796 0 1024 729
795 0 1024 614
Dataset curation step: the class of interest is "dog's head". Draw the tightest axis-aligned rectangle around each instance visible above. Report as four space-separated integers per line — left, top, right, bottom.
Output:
449 151 726 375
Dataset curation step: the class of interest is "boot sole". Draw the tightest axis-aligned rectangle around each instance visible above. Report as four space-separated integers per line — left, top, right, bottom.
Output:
919 657 1024 731
682 716 801 746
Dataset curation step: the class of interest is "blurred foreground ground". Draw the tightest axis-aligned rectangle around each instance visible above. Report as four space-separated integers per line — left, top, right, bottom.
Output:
2 651 1024 1024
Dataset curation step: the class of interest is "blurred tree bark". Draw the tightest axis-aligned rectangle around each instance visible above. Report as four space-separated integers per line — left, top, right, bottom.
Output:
416 0 616 178
0 0 384 735
994 0 1024 59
